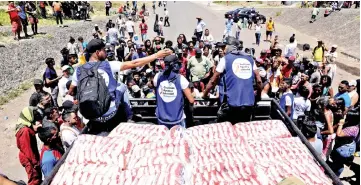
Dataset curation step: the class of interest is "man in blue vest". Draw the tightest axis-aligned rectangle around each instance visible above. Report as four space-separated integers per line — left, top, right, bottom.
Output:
154 55 194 128
279 78 294 118
68 39 172 133
203 36 262 124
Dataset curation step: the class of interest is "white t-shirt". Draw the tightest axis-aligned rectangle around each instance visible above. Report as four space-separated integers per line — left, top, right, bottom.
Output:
255 25 261 33
71 61 124 118
284 42 297 57
201 34 214 43
67 42 79 55
153 73 189 122
196 21 206 32
216 57 257 74
125 20 134 33
158 21 163 31
293 96 311 119
60 124 80 151
164 10 169 17
58 76 71 99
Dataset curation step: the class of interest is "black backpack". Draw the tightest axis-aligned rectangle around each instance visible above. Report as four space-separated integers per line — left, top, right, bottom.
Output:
77 62 112 120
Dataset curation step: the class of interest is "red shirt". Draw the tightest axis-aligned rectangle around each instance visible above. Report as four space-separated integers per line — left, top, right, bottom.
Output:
281 65 293 78
139 23 148 34
16 127 40 166
189 49 196 57
8 5 19 20
118 6 123 13
179 57 188 77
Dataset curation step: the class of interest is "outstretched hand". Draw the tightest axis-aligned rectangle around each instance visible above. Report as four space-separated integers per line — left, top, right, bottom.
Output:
156 49 173 58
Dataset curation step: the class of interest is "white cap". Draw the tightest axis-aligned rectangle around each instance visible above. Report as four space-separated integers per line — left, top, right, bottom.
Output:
349 80 357 87
94 24 98 27
146 69 152 74
332 44 338 48
61 65 71 71
131 85 140 92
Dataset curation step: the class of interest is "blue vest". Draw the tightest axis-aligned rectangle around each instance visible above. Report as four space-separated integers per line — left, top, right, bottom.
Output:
224 51 255 107
156 72 184 124
280 92 294 118
76 61 121 118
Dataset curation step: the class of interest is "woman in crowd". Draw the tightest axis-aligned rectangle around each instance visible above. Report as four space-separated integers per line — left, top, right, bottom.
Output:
321 75 334 97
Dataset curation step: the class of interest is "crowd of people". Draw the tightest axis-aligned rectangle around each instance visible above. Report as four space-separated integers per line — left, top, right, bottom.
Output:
1 1 359 185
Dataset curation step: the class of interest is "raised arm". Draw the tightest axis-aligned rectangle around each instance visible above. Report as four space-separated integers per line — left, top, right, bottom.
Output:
120 49 172 71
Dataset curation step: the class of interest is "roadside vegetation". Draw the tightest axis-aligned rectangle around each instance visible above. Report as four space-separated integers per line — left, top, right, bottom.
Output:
0 80 33 106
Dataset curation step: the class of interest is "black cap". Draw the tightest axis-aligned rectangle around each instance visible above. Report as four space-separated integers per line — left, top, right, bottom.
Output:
61 100 78 113
164 55 179 64
224 36 240 46
215 42 226 47
86 39 106 53
34 79 43 85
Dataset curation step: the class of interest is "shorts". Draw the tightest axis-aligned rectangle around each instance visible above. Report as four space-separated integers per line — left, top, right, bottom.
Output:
266 31 273 36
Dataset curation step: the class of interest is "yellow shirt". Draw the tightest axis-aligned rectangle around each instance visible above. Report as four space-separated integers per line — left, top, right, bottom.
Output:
313 47 323 62
266 21 274 31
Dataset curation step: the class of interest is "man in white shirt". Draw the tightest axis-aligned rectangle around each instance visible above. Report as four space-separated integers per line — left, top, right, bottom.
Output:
195 17 206 41
60 107 80 151
164 8 170 27
58 65 72 102
107 23 120 44
284 36 297 58
348 80 359 107
125 17 135 39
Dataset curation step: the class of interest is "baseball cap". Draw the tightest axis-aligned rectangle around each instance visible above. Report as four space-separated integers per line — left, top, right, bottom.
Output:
33 79 43 85
349 80 357 87
146 68 153 74
332 44 338 48
261 49 267 54
94 24 98 27
191 35 197 39
131 85 141 92
224 36 240 46
288 56 296 61
86 39 106 53
136 44 143 49
164 55 179 64
61 65 71 71
195 48 202 54
61 100 78 113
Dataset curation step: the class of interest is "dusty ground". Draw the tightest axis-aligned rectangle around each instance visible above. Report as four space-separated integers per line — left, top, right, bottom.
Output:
0 1 359 183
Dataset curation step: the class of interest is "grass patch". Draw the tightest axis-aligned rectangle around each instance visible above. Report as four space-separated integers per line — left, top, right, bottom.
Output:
0 80 33 106
0 8 77 26
275 11 282 17
0 9 8 26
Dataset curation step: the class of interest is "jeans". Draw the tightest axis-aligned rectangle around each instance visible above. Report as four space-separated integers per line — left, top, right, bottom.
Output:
55 11 63 25
255 32 261 46
329 141 356 176
119 27 125 38
157 30 163 36
50 86 59 107
141 33 147 41
158 119 186 129
128 32 134 39
195 32 202 41
236 31 240 40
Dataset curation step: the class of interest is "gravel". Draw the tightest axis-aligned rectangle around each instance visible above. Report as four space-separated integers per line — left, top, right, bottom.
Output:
0 16 112 96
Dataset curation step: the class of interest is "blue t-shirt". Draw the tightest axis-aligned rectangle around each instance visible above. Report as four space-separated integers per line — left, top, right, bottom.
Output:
41 149 61 178
225 20 233 32
335 92 351 108
131 52 147 60
17 5 27 19
44 67 58 88
82 42 88 50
